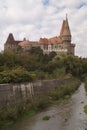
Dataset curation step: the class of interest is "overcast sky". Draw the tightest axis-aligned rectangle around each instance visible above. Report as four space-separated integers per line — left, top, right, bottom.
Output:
0 0 87 57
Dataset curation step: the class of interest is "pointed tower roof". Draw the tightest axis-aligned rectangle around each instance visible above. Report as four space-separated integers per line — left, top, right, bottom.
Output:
6 33 15 44
60 20 65 36
60 14 71 37
62 14 71 36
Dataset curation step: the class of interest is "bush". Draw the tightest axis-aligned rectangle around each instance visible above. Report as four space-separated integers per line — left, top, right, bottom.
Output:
0 67 33 84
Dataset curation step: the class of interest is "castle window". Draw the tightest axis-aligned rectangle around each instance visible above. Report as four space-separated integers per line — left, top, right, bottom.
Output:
44 44 48 50
55 44 58 49
51 44 53 49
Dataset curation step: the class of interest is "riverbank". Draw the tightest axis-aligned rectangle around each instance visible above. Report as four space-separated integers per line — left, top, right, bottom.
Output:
84 78 87 115
84 78 87 91
0 78 80 128
5 83 87 130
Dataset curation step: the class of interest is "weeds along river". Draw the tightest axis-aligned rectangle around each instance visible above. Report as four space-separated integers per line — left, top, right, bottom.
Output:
6 83 87 130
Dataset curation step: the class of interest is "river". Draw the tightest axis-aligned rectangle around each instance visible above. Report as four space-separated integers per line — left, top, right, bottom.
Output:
5 83 87 130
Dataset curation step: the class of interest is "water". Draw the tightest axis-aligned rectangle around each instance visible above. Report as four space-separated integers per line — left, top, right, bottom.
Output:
5 83 87 130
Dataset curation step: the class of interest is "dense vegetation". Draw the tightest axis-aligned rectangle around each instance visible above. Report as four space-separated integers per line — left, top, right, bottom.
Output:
0 47 87 83
0 47 85 128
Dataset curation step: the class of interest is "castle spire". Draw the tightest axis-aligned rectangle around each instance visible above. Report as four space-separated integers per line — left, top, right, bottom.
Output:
60 20 65 36
60 15 72 43
62 14 71 36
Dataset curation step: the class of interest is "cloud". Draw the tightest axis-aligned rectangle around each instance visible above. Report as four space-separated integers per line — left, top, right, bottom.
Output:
0 0 87 57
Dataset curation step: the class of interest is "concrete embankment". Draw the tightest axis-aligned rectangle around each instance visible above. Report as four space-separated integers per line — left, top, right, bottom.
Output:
0 78 74 106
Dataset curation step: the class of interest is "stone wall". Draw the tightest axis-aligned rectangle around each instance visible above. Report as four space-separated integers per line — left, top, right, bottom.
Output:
0 78 73 106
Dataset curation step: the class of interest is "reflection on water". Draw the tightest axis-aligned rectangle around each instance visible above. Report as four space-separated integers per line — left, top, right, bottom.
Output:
5 83 87 130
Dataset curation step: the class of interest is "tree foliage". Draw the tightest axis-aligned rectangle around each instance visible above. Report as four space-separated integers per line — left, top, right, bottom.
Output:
0 49 87 83
0 67 33 83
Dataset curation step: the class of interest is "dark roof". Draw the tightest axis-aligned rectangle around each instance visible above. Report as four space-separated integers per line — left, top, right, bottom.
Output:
30 41 38 44
6 33 14 43
5 33 22 45
14 41 22 44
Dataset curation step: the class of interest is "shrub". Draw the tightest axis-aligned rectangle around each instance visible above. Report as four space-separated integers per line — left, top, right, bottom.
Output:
0 67 33 84
84 105 87 114
48 79 80 100
42 115 51 121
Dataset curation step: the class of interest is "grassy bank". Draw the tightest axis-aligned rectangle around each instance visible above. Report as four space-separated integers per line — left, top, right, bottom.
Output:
48 78 80 102
84 105 87 114
85 79 87 91
84 77 87 115
0 78 80 128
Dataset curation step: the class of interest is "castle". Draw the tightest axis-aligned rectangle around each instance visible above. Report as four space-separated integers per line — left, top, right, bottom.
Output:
4 15 75 55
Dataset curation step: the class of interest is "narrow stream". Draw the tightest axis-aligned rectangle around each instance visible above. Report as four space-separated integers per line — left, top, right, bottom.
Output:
6 83 87 130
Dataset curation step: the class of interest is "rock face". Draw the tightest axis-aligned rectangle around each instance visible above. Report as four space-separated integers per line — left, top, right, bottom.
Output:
0 78 73 106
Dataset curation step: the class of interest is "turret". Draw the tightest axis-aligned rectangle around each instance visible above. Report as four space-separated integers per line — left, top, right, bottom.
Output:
4 33 17 52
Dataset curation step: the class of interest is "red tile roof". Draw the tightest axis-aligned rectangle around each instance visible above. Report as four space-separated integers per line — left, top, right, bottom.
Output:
39 38 49 44
39 36 62 45
49 36 62 44
18 39 31 46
